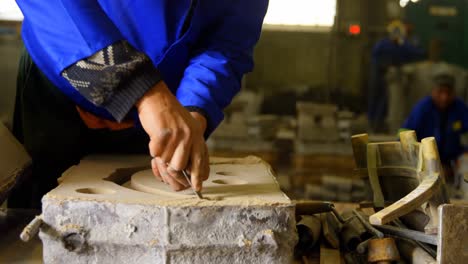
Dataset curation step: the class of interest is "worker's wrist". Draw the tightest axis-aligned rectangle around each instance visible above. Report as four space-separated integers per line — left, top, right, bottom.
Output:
136 81 172 112
189 111 207 134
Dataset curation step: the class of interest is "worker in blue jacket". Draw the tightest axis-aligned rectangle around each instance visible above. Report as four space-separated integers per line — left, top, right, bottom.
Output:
368 20 424 132
9 0 269 208
401 72 468 182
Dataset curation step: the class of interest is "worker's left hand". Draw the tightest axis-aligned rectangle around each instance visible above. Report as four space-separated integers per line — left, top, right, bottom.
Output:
136 81 210 192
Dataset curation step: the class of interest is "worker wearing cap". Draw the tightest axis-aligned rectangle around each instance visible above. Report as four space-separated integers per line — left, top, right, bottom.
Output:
9 1 268 208
368 20 424 132
401 73 468 181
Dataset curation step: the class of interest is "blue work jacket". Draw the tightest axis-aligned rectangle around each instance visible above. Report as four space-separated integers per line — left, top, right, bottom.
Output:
402 96 468 163
368 38 423 123
16 0 269 136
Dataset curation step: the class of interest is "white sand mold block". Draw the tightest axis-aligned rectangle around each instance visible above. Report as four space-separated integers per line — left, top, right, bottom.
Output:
40 155 297 264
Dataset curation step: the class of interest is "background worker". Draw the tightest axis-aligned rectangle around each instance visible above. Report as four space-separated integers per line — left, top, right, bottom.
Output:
368 20 424 132
401 72 468 183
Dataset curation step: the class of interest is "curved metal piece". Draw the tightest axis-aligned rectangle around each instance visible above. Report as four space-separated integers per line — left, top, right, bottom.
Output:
351 131 449 233
369 174 440 226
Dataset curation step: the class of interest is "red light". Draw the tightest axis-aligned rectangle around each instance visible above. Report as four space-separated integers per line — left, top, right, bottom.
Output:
349 24 361 35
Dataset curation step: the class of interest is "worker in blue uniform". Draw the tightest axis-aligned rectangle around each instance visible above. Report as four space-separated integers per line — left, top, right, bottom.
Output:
9 0 269 208
368 20 424 132
401 72 468 182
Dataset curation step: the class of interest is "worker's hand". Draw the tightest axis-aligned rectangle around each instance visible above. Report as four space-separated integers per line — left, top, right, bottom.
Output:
136 81 210 191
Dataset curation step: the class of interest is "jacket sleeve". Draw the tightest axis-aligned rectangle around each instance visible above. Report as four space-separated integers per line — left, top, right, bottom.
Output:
175 0 269 137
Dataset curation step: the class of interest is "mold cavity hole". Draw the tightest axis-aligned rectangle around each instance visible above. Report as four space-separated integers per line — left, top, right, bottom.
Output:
212 179 248 185
62 233 86 252
76 188 116 195
216 171 234 176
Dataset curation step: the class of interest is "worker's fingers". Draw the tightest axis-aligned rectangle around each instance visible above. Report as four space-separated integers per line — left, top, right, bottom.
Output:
158 131 181 167
167 166 190 188
166 134 192 187
148 128 172 157
169 132 192 171
155 157 170 184
151 158 163 182
189 141 205 192
155 157 187 191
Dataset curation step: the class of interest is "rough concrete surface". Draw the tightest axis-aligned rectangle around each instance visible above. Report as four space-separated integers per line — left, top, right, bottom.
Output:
40 155 297 264
437 204 468 264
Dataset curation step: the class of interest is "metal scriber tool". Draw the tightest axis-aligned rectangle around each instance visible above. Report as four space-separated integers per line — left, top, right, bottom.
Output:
181 169 203 199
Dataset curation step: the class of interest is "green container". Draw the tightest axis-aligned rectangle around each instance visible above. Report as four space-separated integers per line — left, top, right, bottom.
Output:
405 0 467 68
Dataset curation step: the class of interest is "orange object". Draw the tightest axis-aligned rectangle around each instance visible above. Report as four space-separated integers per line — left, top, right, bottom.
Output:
349 24 361 35
76 107 134 130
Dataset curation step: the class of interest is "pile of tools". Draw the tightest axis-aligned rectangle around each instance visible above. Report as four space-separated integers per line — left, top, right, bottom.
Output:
295 201 437 263
293 130 468 263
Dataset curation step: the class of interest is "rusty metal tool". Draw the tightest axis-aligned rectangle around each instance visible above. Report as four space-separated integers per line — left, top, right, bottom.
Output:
352 210 384 238
340 210 370 251
296 215 322 256
356 238 371 254
373 224 438 245
396 238 436 264
294 201 334 216
320 212 341 249
368 237 400 263
393 219 436 258
294 200 346 223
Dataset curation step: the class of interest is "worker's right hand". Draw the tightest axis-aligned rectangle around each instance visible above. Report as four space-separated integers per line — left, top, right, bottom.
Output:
136 81 210 192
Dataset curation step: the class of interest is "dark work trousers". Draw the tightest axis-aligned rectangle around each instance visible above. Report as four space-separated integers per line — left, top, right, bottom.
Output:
8 49 150 209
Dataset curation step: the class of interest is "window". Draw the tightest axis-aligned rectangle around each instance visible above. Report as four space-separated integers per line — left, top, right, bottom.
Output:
0 0 23 21
263 0 336 31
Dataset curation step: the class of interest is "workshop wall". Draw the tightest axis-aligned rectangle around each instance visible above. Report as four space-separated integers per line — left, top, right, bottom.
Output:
246 0 389 98
246 30 331 93
245 29 366 97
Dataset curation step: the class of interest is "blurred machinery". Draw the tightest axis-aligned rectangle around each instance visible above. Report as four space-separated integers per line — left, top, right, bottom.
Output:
404 0 468 69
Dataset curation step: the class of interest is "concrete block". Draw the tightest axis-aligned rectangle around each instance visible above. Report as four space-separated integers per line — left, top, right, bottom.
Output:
437 204 468 264
40 156 297 264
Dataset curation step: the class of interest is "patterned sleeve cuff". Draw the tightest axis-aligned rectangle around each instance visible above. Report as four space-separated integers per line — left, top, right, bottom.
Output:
61 41 161 122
